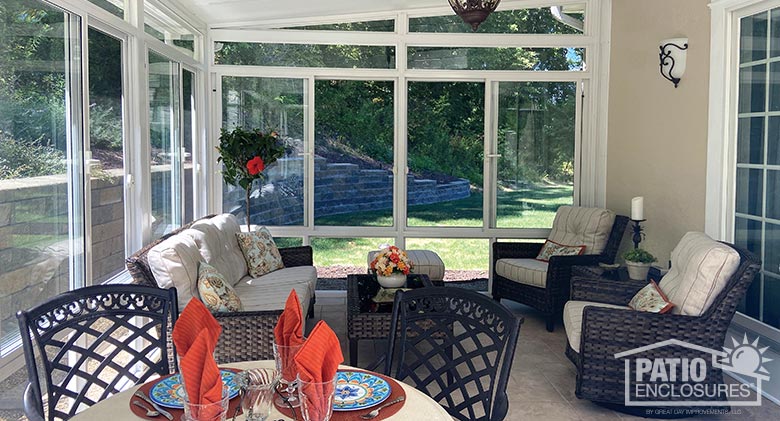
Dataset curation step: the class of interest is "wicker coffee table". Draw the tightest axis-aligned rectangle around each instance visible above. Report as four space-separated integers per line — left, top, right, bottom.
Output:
347 273 432 366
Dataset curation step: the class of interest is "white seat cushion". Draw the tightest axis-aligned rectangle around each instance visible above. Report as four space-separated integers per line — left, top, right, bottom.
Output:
147 234 202 310
368 249 445 281
495 258 549 288
548 206 616 255
563 300 631 353
233 266 318 317
658 232 740 316
185 214 248 286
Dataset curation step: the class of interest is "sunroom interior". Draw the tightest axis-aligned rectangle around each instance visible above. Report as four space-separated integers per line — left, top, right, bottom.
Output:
2 0 780 419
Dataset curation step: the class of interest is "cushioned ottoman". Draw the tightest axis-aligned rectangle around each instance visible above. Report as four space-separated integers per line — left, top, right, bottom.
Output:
368 249 445 281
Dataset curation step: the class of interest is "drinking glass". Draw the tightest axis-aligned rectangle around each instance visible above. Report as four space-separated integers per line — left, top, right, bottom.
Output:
297 375 337 421
181 385 229 421
273 342 305 407
239 368 280 421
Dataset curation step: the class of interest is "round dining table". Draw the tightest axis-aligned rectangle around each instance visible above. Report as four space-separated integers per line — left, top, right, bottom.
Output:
70 360 452 421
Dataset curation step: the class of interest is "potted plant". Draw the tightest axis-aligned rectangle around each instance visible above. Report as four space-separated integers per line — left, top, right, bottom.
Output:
623 248 657 280
369 246 414 288
217 127 285 231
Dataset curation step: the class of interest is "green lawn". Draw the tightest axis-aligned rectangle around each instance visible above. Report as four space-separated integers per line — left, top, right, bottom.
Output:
303 184 572 270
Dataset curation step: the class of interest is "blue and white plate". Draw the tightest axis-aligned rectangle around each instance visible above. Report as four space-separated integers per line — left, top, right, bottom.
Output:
333 371 391 411
149 370 240 409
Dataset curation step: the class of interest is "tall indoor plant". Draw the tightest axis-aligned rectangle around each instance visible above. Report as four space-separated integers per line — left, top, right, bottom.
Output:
217 127 285 230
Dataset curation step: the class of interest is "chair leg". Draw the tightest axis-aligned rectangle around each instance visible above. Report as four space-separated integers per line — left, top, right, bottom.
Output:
546 315 555 332
349 339 358 367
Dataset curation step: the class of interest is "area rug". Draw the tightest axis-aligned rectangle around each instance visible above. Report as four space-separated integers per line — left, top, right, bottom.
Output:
316 278 488 291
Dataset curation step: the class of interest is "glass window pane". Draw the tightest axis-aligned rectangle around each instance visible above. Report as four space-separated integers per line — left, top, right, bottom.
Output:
407 82 484 228
182 69 195 224
770 62 780 111
145 1 195 56
496 82 575 228
739 64 766 113
768 116 780 165
148 51 181 239
314 80 394 227
89 28 126 283
221 77 305 226
740 12 768 63
765 223 780 276
408 47 584 71
762 276 780 328
409 6 585 34
88 0 123 18
735 168 763 216
734 217 762 257
214 42 395 68
311 237 393 269
281 20 394 31
405 238 489 280
0 0 82 348
766 170 780 220
772 9 780 57
737 117 764 164
274 237 303 248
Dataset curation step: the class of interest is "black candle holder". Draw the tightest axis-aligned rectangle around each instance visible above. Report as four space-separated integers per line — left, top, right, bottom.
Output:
631 219 646 249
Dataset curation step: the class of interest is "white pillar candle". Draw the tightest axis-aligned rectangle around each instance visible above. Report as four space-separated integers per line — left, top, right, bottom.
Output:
631 196 644 220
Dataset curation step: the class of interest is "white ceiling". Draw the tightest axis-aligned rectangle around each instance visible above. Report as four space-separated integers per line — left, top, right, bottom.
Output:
180 0 449 27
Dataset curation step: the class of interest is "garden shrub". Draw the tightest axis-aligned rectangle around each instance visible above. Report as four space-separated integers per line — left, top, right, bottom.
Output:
0 134 66 179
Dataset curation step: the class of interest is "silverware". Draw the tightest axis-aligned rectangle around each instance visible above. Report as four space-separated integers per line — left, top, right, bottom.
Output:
132 400 160 417
360 396 405 419
133 390 174 420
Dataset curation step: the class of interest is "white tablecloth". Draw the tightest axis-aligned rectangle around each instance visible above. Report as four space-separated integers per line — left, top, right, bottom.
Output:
70 361 452 421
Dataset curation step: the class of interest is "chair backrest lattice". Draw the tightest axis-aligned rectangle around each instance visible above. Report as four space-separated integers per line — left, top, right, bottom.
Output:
385 287 521 421
17 285 178 421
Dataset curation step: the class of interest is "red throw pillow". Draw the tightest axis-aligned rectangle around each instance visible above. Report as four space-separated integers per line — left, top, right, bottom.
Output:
535 239 586 262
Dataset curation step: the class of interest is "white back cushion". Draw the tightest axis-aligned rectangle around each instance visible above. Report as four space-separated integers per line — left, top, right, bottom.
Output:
547 206 616 254
147 234 201 310
185 214 248 286
659 232 740 316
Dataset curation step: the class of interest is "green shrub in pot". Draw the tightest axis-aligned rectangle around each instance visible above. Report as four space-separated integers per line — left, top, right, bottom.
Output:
623 248 657 280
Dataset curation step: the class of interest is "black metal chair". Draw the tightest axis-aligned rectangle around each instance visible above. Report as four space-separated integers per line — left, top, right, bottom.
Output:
16 285 178 421
384 287 522 421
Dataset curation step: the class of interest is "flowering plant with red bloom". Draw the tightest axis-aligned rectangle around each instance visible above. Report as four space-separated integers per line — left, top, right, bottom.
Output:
370 246 414 276
217 127 285 229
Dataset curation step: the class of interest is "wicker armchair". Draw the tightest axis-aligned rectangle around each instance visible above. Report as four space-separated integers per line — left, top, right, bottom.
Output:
126 216 314 363
491 209 628 332
564 243 760 414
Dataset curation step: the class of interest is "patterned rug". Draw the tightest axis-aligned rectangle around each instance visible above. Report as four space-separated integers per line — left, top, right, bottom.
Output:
316 277 488 291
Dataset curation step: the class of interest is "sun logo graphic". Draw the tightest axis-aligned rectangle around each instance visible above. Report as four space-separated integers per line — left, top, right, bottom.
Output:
717 334 772 381
615 335 771 407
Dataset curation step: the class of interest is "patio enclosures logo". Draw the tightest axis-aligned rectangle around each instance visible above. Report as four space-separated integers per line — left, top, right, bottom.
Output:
615 336 771 407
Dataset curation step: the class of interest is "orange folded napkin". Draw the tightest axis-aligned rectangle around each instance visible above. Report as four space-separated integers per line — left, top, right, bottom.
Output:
273 290 304 347
173 299 224 418
173 298 221 357
293 321 343 420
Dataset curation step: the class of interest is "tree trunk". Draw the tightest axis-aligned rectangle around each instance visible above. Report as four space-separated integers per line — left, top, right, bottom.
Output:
245 186 251 232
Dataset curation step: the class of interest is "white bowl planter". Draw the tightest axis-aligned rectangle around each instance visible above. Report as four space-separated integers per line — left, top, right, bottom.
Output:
376 273 406 288
625 261 652 281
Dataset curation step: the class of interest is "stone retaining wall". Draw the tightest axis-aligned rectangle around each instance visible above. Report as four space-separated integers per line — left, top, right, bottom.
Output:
224 156 471 226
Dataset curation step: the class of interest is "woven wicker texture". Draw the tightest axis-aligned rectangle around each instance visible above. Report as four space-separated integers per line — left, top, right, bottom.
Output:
491 214 629 332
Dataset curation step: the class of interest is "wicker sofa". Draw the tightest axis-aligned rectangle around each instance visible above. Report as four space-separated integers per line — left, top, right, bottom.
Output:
491 206 628 332
563 233 760 414
126 213 315 363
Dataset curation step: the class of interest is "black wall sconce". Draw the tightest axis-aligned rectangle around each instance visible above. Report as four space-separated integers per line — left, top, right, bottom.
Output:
659 38 688 88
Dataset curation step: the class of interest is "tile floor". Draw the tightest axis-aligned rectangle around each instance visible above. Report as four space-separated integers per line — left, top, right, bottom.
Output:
310 291 780 421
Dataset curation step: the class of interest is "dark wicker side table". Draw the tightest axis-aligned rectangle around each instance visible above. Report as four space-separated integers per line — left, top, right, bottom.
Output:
347 273 432 366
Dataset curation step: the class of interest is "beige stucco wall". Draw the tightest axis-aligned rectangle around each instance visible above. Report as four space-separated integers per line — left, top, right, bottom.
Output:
606 0 712 265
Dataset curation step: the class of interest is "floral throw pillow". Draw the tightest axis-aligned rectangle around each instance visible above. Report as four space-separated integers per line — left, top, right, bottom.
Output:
236 226 285 278
628 280 674 313
535 239 586 262
198 262 243 312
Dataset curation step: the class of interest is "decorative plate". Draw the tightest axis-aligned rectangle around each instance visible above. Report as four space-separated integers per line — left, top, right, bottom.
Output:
149 370 240 409
333 371 391 411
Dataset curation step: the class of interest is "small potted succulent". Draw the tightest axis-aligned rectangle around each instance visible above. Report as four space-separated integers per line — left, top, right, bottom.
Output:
623 248 657 280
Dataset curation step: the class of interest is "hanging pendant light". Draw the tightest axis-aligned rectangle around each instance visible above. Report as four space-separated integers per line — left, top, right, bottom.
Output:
448 0 502 31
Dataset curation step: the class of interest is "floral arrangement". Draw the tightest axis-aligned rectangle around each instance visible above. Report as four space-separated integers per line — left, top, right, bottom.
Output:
370 246 414 276
216 127 285 230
